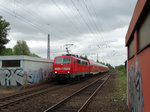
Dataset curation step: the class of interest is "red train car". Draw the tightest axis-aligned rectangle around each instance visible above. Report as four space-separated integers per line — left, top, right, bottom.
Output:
88 60 108 75
125 0 150 111
53 54 108 81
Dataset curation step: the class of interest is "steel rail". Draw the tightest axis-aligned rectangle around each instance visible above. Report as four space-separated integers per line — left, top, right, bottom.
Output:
0 74 97 110
44 74 109 112
0 85 69 109
78 74 110 112
0 84 53 102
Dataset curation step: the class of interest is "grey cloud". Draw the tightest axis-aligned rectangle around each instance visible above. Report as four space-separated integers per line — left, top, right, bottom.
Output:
1 0 137 66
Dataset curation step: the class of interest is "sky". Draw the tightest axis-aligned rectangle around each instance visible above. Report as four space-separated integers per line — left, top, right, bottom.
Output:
0 0 137 66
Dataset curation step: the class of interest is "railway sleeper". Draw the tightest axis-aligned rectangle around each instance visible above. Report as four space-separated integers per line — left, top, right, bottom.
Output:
68 100 86 102
58 108 79 112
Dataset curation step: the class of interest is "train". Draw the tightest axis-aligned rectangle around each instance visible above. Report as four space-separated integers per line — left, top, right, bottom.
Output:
53 54 109 81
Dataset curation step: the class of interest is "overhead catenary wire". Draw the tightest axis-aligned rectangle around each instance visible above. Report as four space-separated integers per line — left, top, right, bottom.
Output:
87 0 111 49
82 0 107 50
51 0 82 35
83 0 115 61
81 0 103 38
0 5 47 34
0 0 114 64
77 0 102 44
62 0 84 31
69 0 107 55
74 0 109 60
14 0 75 38
0 1 68 39
70 0 96 38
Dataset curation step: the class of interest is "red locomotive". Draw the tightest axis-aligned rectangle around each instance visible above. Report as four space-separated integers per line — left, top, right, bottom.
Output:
53 54 108 81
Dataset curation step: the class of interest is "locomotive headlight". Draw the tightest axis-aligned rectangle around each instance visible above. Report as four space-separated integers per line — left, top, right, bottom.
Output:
55 71 57 74
68 71 70 73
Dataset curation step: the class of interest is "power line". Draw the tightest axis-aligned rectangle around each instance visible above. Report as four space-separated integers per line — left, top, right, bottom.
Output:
82 0 103 37
0 1 68 39
62 0 84 30
70 0 95 37
81 0 110 50
70 0 106 49
14 0 73 38
0 5 47 34
77 0 100 43
87 0 110 48
51 0 82 34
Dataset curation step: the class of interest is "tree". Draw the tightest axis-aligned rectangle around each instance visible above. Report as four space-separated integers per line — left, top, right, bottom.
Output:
0 16 10 55
2 48 14 55
84 55 87 59
106 63 114 70
80 55 84 58
13 40 30 55
115 65 126 73
97 59 99 63
30 53 40 58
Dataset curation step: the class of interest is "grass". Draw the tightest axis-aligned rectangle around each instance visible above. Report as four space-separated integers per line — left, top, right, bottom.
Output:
112 70 127 102
111 70 129 111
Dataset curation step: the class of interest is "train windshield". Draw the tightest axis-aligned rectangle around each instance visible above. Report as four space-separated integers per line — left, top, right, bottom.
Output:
55 57 71 63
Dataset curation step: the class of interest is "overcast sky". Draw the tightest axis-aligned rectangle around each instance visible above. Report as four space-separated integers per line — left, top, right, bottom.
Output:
0 0 137 66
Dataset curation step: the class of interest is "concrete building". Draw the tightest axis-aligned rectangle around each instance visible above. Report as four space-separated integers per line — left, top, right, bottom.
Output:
125 0 150 111
0 55 53 87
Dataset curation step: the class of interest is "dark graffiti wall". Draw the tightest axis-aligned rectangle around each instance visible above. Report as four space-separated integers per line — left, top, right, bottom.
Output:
128 59 144 112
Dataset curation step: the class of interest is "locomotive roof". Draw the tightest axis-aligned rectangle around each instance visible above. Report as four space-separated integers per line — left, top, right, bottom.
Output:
55 55 108 68
62 54 88 61
55 55 88 62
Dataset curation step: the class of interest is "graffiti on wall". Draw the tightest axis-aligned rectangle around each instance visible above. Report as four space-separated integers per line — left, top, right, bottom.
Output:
0 68 52 86
27 68 51 84
0 68 24 86
128 59 144 112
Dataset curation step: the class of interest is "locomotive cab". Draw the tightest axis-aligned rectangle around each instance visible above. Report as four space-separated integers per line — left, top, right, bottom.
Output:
53 56 73 80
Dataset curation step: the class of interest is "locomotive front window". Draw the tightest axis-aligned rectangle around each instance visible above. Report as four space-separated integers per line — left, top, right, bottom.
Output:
55 58 63 63
63 57 71 63
55 57 71 63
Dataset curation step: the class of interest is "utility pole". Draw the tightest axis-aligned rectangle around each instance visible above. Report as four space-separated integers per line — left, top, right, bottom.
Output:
47 34 50 60
97 53 99 63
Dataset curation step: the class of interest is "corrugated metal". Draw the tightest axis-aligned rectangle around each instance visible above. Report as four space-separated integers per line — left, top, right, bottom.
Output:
139 11 150 51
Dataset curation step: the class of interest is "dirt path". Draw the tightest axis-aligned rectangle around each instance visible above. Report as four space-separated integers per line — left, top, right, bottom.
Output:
86 70 129 112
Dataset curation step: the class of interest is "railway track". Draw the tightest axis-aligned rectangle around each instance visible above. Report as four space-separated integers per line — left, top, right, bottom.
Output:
44 73 110 112
0 84 68 110
0 74 100 110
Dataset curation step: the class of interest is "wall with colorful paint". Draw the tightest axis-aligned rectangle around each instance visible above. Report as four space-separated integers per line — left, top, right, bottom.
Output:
0 56 53 87
128 57 144 112
127 48 150 112
126 0 150 111
24 60 53 85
